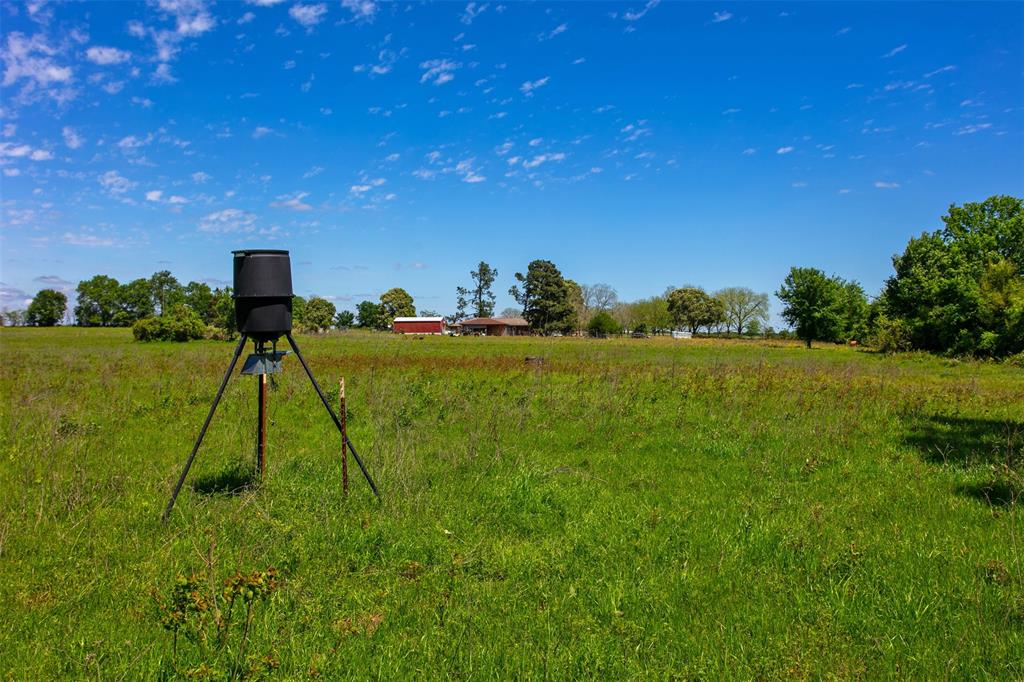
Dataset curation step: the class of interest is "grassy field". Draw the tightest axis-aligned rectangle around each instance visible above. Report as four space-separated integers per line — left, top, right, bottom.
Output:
1 328 1021 679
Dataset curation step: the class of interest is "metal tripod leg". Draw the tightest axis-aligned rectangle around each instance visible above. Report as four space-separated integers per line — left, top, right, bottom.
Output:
285 333 381 499
162 333 248 522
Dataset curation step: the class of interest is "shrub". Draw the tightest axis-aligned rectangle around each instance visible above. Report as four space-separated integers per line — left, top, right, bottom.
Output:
132 317 163 342
132 305 206 342
587 311 619 337
871 316 913 353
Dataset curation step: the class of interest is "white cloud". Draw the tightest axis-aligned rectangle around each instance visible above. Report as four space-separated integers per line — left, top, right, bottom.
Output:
168 195 188 204
419 58 459 85
460 2 487 25
622 0 660 21
289 3 327 28
99 170 136 194
845 83 863 89
152 62 177 84
85 46 131 65
271 191 313 210
791 181 807 188
835 26 852 36
620 121 651 142
522 152 566 168
62 232 118 247
881 44 907 59
131 96 154 108
3 168 20 177
238 11 256 24
252 126 273 138
711 10 733 23
955 123 992 135
924 64 955 78
742 147 756 155
245 0 286 5
341 0 377 20
776 146 794 154
1 32 74 102
454 158 485 183
303 165 325 178
838 188 851 194
118 134 152 150
199 208 256 233
874 181 899 189
0 141 54 161
520 76 549 95
722 107 741 115
146 190 163 201
191 171 211 182
0 143 33 158
540 23 568 41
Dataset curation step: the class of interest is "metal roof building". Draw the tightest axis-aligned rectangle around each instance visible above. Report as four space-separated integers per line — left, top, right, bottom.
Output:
392 317 446 334
456 317 530 336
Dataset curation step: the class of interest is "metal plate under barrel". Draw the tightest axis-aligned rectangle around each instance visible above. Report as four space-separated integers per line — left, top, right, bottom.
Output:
240 351 287 375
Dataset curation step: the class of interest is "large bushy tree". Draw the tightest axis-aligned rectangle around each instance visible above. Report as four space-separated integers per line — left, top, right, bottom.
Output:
115 278 155 326
509 260 576 333
26 289 67 326
715 287 770 335
455 261 498 320
304 296 337 332
777 267 869 348
667 287 724 334
149 270 184 316
356 300 385 329
380 287 416 321
75 275 122 326
883 195 1023 356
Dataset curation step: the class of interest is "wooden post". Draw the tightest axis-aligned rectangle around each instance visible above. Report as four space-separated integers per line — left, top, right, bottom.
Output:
257 373 267 478
340 377 349 496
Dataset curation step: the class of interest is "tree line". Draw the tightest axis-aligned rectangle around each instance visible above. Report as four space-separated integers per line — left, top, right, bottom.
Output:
5 195 1020 357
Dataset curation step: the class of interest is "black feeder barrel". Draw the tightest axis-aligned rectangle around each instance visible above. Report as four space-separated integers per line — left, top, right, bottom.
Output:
233 249 293 341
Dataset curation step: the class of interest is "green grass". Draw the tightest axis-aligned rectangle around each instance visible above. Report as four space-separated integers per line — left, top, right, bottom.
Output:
1 328 1021 679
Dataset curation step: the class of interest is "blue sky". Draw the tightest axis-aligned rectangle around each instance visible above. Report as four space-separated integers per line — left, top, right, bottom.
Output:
1 0 1022 319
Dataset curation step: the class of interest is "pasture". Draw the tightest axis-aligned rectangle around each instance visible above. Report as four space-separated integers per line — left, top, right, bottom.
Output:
1 328 1021 678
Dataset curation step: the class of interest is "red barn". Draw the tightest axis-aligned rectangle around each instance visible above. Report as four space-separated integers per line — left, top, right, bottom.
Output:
392 316 445 334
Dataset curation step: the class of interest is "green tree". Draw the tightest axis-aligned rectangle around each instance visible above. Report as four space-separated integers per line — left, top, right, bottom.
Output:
509 260 576 334
304 296 337 332
149 270 184 316
667 287 723 334
715 287 770 335
564 279 585 331
212 287 237 335
837 281 871 342
883 195 1023 356
26 289 67 326
335 310 355 328
455 261 498 320
776 267 845 348
587 310 619 336
75 275 122 326
115 278 155 326
292 295 308 324
379 287 416 321
183 281 215 324
356 300 384 329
